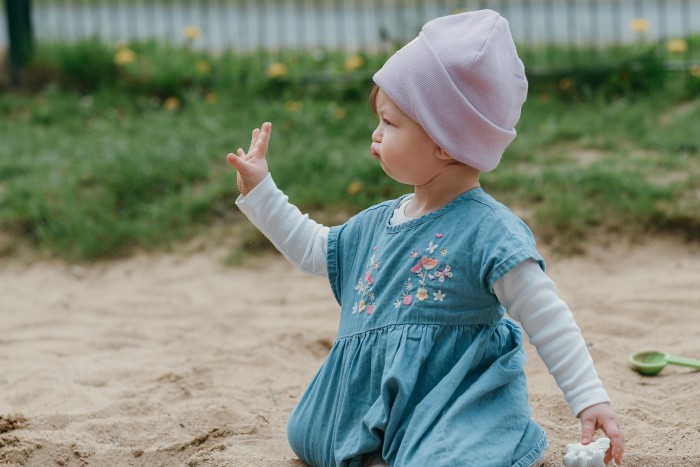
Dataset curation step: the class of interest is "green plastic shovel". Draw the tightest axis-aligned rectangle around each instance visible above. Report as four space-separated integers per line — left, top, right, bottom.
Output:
628 350 700 376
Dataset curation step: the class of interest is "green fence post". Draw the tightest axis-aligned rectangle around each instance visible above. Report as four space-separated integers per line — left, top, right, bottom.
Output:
4 0 34 87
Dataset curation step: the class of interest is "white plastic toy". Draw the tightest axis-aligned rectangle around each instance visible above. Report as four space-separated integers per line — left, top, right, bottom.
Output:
563 437 614 467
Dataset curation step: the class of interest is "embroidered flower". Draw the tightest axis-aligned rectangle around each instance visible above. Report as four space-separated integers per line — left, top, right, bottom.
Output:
394 233 456 311
352 250 381 317
421 256 439 270
410 261 423 274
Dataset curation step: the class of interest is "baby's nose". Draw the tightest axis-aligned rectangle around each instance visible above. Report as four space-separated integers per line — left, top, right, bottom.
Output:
372 127 382 142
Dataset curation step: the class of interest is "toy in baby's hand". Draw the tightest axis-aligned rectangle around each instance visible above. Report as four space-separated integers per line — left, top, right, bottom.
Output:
563 437 614 467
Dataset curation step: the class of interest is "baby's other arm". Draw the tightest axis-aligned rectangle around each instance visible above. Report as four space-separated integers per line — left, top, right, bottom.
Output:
494 260 624 464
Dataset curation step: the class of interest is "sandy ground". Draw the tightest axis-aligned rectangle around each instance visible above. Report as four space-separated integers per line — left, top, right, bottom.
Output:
1 236 700 466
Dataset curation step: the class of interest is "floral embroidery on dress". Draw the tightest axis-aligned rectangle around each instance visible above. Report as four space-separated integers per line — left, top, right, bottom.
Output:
352 251 380 315
353 234 456 316
396 233 455 309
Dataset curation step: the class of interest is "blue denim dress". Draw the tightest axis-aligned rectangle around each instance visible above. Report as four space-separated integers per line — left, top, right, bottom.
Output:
287 189 549 466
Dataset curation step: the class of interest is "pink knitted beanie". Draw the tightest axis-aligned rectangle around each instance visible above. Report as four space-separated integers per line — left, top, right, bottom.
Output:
373 10 528 172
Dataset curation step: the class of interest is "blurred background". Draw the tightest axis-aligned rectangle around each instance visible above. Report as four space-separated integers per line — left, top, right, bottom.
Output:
1 0 699 262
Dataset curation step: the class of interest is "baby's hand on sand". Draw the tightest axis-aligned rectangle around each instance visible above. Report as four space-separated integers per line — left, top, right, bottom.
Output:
578 402 624 465
227 122 272 196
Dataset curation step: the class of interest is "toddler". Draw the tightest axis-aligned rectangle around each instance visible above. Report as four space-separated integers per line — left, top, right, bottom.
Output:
227 10 624 467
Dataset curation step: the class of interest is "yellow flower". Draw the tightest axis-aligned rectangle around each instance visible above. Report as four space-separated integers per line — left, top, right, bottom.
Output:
343 54 364 72
666 39 688 54
629 18 649 34
284 100 303 113
267 62 288 79
114 47 136 65
204 92 217 104
335 107 347 120
196 60 212 75
347 181 363 195
558 77 574 91
184 26 201 41
690 66 700 78
163 96 180 111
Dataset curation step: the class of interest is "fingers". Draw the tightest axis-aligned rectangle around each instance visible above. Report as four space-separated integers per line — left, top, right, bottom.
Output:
227 122 272 169
253 122 272 160
243 122 272 161
580 418 596 445
603 420 625 465
226 151 242 169
248 128 260 153
226 148 249 168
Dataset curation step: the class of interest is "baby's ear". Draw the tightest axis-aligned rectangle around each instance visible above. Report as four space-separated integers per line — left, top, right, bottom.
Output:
435 146 454 161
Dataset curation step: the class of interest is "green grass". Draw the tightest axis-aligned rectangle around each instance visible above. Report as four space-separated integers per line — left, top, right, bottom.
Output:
1 40 699 260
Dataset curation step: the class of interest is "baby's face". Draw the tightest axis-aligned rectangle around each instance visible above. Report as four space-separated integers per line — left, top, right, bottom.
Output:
370 89 443 186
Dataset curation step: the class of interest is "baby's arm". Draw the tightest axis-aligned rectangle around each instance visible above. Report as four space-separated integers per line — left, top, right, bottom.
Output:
494 260 624 465
235 175 329 276
227 122 329 276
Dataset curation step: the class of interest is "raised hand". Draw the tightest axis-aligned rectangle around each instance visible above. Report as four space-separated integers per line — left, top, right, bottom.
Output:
578 402 625 465
227 122 272 196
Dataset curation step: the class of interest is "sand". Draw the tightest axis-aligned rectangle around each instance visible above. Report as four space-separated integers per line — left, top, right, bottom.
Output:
1 236 700 466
